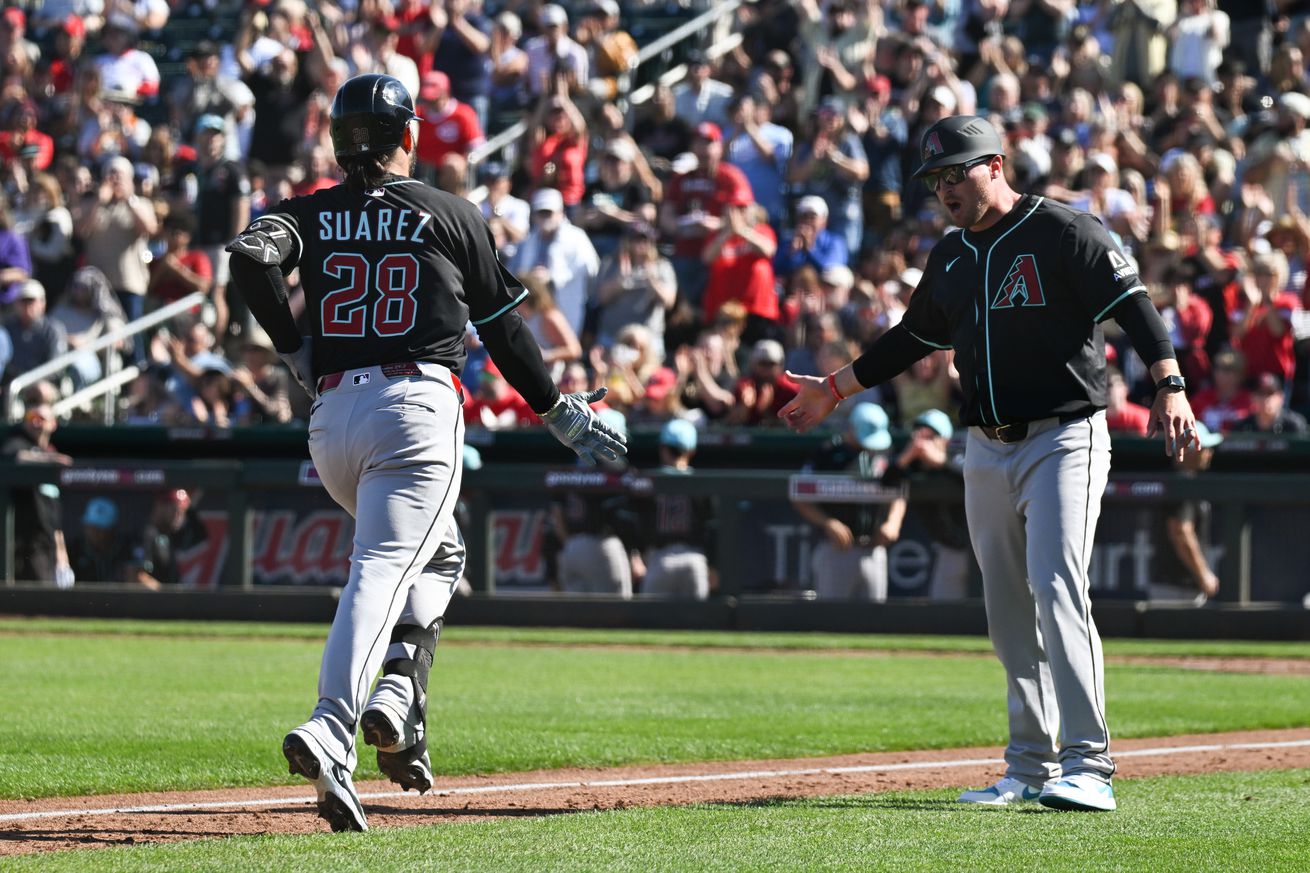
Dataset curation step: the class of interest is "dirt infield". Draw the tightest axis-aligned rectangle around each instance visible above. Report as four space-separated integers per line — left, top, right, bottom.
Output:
2 728 1308 857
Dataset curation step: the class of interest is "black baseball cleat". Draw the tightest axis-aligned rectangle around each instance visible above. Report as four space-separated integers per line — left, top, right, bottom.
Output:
282 731 369 832
362 708 433 794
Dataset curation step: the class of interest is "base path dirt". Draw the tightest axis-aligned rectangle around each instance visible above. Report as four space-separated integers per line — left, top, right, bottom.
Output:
2 728 1309 857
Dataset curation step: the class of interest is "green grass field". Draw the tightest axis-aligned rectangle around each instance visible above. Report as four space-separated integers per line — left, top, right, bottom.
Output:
2 619 1307 870
9 769 1310 872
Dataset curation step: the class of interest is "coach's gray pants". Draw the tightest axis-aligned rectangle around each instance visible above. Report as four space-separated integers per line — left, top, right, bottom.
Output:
811 541 888 601
644 544 710 599
559 534 633 598
964 412 1114 786
298 363 466 770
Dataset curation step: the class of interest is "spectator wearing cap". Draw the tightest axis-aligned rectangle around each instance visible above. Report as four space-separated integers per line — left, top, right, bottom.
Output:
595 222 676 356
69 497 136 586
627 366 684 427
49 266 127 388
2 402 74 587
723 93 794 229
231 326 292 425
774 195 849 282
727 338 797 427
164 321 231 410
528 87 589 208
147 211 213 318
488 10 530 118
167 41 252 162
42 13 87 95
418 0 494 130
509 188 599 336
0 6 38 70
703 197 779 342
524 4 589 97
476 161 530 258
855 73 909 239
1231 373 1309 435
637 417 712 600
788 97 869 257
1069 152 1145 245
414 69 485 184
631 84 694 166
882 407 973 600
792 401 905 602
135 488 209 589
188 113 249 342
0 99 53 173
673 49 734 128
1191 348 1252 433
575 138 657 259
659 120 754 307
4 278 66 385
1234 251 1301 383
575 1 638 103
94 12 162 101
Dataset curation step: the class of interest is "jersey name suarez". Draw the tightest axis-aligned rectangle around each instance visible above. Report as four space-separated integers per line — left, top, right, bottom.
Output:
252 176 526 377
901 195 1146 427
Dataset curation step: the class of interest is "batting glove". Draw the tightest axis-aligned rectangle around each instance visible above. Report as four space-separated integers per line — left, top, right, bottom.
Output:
541 387 628 465
278 336 316 400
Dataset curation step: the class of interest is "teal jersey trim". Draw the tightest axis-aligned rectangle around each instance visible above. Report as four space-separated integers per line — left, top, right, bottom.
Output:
470 287 530 326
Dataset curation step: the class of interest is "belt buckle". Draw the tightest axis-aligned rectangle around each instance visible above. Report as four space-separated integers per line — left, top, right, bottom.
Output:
994 423 1025 444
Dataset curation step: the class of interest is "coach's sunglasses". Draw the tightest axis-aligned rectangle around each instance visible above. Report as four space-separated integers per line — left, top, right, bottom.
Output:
921 155 995 191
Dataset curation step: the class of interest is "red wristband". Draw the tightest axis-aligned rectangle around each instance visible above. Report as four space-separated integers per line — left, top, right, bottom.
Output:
827 371 846 402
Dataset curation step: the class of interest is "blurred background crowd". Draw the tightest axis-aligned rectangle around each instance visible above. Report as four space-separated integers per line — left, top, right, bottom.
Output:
0 0 1308 440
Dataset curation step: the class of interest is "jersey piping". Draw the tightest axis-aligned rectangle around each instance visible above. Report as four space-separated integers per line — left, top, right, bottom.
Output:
904 326 951 350
469 287 529 325
1092 284 1147 322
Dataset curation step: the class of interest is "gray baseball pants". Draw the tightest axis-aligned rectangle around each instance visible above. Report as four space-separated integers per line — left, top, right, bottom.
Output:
963 411 1114 786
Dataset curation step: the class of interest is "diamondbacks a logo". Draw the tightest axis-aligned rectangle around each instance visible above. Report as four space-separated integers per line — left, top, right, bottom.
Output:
991 253 1046 309
922 131 943 161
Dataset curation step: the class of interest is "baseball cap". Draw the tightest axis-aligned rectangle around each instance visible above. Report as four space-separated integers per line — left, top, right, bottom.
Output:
795 195 828 217
1087 152 1118 174
1254 372 1284 395
82 497 119 529
419 70 449 102
17 279 45 301
913 409 954 440
539 4 569 27
1192 421 1223 450
1 7 23 29
156 488 192 508
531 188 564 213
821 264 855 290
195 114 226 135
817 95 846 116
62 14 86 39
925 85 957 113
695 121 722 143
849 402 892 451
868 74 891 98
660 418 698 453
685 48 710 67
644 367 678 403
477 160 508 182
605 138 636 162
670 152 699 174
912 115 1006 179
1278 91 1310 120
749 339 785 366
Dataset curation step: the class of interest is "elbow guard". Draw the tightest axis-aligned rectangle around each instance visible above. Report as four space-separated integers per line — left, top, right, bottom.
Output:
226 218 296 266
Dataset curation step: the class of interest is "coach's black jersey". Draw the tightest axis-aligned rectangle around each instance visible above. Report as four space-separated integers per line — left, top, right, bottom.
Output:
901 195 1145 427
248 176 526 376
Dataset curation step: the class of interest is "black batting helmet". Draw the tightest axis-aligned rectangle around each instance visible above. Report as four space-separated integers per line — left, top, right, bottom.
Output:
329 74 418 159
911 115 1006 178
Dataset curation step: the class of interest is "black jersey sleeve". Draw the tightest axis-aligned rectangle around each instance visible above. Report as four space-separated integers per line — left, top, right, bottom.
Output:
457 202 529 326
898 258 953 350
1061 213 1147 322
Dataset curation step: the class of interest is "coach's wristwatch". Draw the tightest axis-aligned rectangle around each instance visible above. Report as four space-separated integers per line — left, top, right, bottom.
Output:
1154 375 1186 395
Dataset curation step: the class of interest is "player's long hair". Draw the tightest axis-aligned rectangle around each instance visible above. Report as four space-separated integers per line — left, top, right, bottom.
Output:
339 150 392 191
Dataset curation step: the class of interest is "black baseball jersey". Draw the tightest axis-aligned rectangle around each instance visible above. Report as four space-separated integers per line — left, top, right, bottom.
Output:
246 176 526 377
901 195 1145 427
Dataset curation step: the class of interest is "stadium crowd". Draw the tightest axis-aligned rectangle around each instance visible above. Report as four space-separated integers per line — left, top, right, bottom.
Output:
0 0 1308 440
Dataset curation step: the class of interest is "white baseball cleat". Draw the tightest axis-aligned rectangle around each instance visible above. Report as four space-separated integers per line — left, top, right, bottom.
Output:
282 730 369 832
1038 773 1117 812
958 776 1044 806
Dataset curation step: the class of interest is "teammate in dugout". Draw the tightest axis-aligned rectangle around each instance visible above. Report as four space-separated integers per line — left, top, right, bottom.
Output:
781 115 1200 813
225 74 625 833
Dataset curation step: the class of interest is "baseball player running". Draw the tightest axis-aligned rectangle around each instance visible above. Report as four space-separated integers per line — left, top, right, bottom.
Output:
781 115 1198 812
226 74 625 832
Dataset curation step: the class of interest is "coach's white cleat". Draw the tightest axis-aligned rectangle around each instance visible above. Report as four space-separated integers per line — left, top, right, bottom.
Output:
282 730 369 832
1038 773 1117 812
958 776 1044 806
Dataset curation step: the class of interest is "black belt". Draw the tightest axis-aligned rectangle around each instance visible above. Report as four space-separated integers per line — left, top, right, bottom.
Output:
978 410 1095 444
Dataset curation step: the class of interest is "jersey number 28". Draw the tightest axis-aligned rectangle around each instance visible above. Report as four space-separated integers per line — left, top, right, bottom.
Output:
321 252 419 337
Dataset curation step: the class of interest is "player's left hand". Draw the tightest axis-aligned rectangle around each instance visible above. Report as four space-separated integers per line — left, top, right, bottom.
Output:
1148 388 1197 461
278 336 316 400
778 371 839 432
541 387 628 465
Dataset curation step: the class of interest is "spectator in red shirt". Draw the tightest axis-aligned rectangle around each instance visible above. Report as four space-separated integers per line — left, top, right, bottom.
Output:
1158 262 1213 386
1191 348 1253 433
147 212 213 313
463 359 538 429
1105 367 1152 435
727 339 797 426
528 88 588 208
659 121 754 306
1235 251 1301 385
0 99 53 172
702 199 780 345
414 70 485 185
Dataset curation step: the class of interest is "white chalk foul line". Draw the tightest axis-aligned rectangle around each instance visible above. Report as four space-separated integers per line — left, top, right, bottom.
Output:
2 738 1307 825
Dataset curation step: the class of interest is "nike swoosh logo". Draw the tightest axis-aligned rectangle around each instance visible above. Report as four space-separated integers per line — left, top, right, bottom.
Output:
946 257 961 272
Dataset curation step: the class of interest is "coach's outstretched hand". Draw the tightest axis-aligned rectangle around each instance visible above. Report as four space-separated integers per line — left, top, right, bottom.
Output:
279 336 316 399
541 387 628 465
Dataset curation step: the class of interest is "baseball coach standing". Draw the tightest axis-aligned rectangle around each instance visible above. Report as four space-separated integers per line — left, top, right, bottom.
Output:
781 115 1198 813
